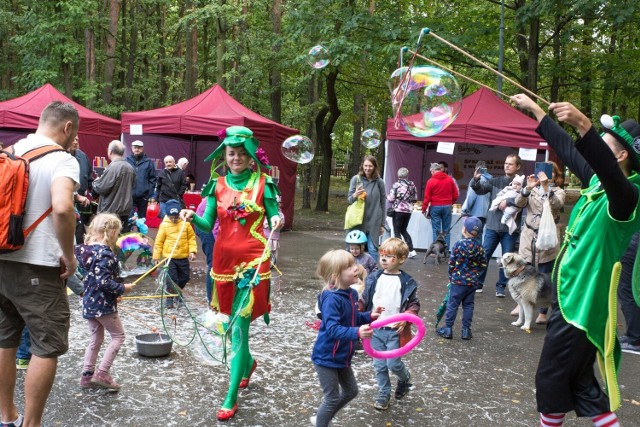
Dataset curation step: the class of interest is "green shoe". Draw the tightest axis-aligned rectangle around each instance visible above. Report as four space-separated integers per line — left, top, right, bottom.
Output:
15 358 30 370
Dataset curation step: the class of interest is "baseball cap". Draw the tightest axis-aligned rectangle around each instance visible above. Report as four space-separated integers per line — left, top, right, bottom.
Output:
463 216 482 236
165 199 181 216
131 140 144 147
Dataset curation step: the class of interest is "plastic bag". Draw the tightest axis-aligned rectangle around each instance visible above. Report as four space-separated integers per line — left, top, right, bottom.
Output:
344 198 365 230
536 200 558 251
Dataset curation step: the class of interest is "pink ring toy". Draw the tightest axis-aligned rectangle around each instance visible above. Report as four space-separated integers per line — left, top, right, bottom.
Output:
361 313 426 359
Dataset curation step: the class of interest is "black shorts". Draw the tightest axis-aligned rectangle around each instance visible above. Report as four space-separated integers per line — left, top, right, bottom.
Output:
168 258 190 289
0 260 70 357
535 301 610 416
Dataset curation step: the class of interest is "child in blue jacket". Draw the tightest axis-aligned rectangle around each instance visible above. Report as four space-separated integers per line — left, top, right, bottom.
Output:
311 249 382 427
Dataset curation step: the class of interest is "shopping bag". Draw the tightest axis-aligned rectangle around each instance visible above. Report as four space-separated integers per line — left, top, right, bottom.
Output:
535 200 558 251
344 198 365 230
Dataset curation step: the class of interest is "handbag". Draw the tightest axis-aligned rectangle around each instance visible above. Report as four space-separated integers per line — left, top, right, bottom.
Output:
535 199 558 250
386 207 395 218
344 198 365 230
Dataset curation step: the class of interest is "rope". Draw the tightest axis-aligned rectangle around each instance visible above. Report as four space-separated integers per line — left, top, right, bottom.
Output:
407 50 511 99
426 30 550 106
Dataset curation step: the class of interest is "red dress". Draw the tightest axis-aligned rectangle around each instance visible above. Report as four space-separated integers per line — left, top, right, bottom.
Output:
212 174 271 321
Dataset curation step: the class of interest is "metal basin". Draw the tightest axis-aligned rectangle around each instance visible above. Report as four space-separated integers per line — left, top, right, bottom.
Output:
135 333 173 357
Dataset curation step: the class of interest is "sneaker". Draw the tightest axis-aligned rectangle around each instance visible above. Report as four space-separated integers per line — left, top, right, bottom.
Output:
165 297 174 309
354 340 364 354
373 395 390 410
496 290 506 298
461 327 472 340
395 374 413 399
90 371 121 390
619 335 629 344
80 372 97 389
15 358 30 370
0 414 23 427
309 415 316 427
436 326 453 339
621 341 640 355
408 250 417 259
475 287 483 293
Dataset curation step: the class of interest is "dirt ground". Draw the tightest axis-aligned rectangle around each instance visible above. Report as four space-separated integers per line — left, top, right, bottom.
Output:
8 217 640 427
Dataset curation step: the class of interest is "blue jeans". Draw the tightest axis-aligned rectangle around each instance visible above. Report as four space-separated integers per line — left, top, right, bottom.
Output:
478 228 519 292
17 327 31 360
366 232 379 263
158 202 167 219
445 284 477 329
371 328 410 398
430 205 452 248
195 228 215 304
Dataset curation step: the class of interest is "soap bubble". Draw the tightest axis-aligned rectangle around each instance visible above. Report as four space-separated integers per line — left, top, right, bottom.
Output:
390 65 462 137
361 129 382 149
281 135 314 164
307 45 330 69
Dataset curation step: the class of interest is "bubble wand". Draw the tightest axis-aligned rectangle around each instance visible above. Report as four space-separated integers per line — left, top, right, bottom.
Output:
130 257 168 286
423 28 550 106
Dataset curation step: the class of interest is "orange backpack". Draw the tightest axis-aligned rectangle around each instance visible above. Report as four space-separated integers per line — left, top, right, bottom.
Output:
0 145 65 253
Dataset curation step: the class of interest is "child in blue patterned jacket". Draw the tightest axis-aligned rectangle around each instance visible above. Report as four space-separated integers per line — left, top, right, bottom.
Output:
436 216 487 340
75 213 133 390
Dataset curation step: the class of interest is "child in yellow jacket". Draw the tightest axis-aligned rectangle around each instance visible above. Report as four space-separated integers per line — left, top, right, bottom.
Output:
153 199 197 308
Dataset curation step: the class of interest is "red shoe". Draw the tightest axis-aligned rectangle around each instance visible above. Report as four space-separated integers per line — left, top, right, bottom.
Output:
239 360 257 389
216 404 238 421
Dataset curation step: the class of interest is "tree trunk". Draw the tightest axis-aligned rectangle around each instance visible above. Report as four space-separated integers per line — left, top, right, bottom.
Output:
527 17 539 93
350 93 363 177
269 0 283 122
185 2 198 98
302 78 318 210
157 3 168 101
216 5 226 86
316 69 341 212
102 0 121 105
125 0 139 109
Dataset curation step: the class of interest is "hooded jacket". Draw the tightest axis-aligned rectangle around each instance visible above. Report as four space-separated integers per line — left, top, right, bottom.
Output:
126 153 157 199
422 171 459 209
75 243 125 319
153 217 197 260
360 269 420 315
311 287 373 369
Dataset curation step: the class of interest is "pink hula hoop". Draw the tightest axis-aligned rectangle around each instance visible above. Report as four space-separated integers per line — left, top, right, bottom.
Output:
361 313 426 359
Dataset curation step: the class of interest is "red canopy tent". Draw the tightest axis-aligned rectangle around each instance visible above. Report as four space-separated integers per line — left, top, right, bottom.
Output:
384 87 548 198
120 84 299 229
0 83 121 163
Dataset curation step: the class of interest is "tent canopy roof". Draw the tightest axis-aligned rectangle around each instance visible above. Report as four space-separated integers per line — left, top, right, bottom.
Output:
121 84 298 143
386 87 546 149
0 83 120 137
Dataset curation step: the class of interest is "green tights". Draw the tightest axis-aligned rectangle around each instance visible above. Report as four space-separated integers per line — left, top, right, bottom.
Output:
220 313 254 410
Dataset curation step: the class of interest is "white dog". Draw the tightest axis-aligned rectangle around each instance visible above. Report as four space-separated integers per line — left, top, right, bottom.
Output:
500 252 552 333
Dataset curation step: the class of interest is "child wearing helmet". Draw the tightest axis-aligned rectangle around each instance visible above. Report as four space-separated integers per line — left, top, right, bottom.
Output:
345 230 377 274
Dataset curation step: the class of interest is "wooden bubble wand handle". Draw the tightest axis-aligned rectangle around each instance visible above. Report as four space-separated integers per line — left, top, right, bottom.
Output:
131 257 168 286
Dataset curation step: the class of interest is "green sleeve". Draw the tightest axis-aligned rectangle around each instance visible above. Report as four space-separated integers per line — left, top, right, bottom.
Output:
263 177 280 228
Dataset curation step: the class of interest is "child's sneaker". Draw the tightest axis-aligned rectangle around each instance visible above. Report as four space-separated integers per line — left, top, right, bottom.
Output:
80 372 96 389
0 414 23 427
91 371 121 390
354 339 364 354
15 358 29 370
395 374 413 399
461 327 473 340
373 395 390 410
436 326 453 339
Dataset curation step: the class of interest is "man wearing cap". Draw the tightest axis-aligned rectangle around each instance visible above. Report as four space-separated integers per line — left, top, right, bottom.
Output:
126 140 157 220
512 93 640 427
93 140 136 230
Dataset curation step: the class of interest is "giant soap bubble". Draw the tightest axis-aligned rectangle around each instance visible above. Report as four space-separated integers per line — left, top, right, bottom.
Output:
282 135 314 164
390 65 462 137
361 129 382 149
307 45 330 69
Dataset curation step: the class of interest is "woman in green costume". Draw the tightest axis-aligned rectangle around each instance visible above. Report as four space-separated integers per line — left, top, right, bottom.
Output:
181 126 281 421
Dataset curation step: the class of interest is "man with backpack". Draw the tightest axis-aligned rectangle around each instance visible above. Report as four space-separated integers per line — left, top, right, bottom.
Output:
0 101 80 427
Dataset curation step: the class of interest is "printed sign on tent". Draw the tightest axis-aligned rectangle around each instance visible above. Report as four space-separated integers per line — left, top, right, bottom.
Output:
130 124 143 135
518 148 537 162
437 141 455 155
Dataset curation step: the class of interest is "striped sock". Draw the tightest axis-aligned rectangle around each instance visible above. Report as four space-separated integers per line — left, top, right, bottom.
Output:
540 413 565 427
591 412 620 427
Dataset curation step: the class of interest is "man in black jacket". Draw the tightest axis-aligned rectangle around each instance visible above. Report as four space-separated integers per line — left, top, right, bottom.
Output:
126 140 157 220
156 155 187 219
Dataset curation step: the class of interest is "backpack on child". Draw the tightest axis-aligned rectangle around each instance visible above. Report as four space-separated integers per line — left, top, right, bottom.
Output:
0 145 65 253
